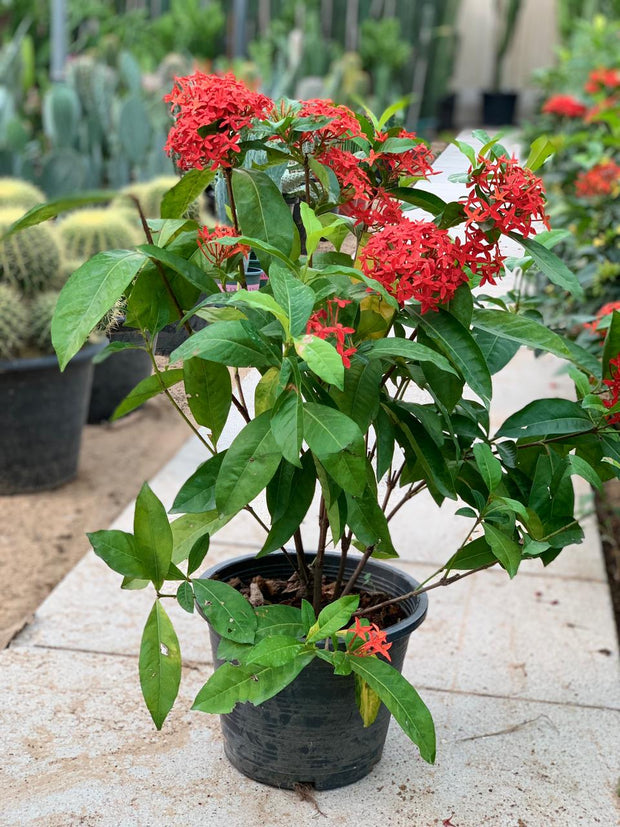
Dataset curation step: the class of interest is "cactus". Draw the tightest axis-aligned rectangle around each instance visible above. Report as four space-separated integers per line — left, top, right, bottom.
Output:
43 84 81 149
113 176 205 221
0 177 45 210
0 207 64 294
29 290 59 355
58 208 139 265
0 282 28 359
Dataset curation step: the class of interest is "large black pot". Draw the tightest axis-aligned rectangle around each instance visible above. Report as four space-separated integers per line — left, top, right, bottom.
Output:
0 341 103 494
200 552 428 790
88 324 153 423
482 91 518 126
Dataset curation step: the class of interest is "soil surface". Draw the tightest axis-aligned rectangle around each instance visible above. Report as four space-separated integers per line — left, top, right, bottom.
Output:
594 479 620 643
0 395 189 648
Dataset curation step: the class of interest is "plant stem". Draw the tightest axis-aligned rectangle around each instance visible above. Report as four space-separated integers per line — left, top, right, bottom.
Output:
244 505 298 573
130 195 194 337
312 497 329 612
333 531 351 598
293 528 311 590
234 368 250 416
230 393 251 423
340 544 375 597
386 480 427 522
223 168 247 289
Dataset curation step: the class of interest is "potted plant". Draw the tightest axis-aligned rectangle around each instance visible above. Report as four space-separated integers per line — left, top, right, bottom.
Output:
12 73 620 788
483 0 524 125
0 199 103 493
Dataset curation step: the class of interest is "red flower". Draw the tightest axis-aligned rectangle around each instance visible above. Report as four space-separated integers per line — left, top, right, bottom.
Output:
584 301 620 336
603 355 620 425
338 187 405 228
306 298 357 368
585 67 620 95
297 99 363 146
359 218 468 311
462 155 550 238
346 617 392 661
197 226 250 268
462 225 506 287
164 72 271 170
541 94 587 118
318 145 371 201
586 96 620 122
367 129 435 179
575 161 620 198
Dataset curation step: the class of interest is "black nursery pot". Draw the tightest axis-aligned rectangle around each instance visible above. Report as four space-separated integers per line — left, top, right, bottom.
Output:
200 552 428 790
0 341 103 494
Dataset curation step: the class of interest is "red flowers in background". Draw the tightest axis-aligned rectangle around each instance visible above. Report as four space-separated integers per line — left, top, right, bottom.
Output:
359 219 468 311
585 67 620 95
584 302 620 336
346 618 392 661
164 72 270 170
306 298 357 368
463 155 550 238
197 226 250 267
541 94 587 119
575 161 620 198
603 355 620 425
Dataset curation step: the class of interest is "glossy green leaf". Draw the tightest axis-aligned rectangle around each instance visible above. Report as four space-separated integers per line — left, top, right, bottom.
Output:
397 415 455 499
92 340 144 364
176 581 195 613
497 399 592 438
346 487 398 558
331 360 382 432
192 578 257 643
294 334 344 389
525 135 555 172
229 289 289 334
300 599 316 632
139 600 182 730
270 388 303 467
448 536 497 570
111 369 184 421
304 404 366 495
170 452 226 514
483 523 521 578
258 456 316 556
133 483 173 589
472 329 521 375
1 190 114 238
215 412 282 514
245 635 305 667
568 454 602 490
171 511 233 563
88 529 154 580
170 320 277 368
187 534 211 576
254 604 305 641
389 186 446 216
192 655 314 713
603 311 620 379
161 169 215 219
366 338 457 376
306 595 359 643
183 358 231 444
52 250 146 370
510 233 583 298
472 443 503 491
348 656 436 763
137 244 220 294
270 261 315 338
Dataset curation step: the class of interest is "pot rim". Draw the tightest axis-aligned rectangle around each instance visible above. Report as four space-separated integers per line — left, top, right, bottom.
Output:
0 339 106 374
201 550 428 642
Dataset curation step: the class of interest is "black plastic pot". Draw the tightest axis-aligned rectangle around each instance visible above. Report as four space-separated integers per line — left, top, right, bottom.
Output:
88 325 153 423
482 91 518 126
200 552 428 790
0 341 104 494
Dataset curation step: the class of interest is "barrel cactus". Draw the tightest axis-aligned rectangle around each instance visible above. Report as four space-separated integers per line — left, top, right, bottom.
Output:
0 283 29 360
0 207 64 295
29 290 59 354
113 176 206 221
0 178 46 211
58 208 139 266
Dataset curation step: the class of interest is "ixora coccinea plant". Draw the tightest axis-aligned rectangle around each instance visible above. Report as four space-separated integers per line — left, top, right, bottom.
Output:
9 72 620 787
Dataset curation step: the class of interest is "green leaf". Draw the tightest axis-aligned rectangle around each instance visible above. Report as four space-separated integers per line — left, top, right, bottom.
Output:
232 168 299 268
0 190 114 238
483 523 521 578
473 329 521 375
139 601 182 730
409 308 492 404
346 486 398 558
304 404 366 495
52 250 146 370
170 452 225 514
254 367 280 416
301 599 316 632
348 657 436 763
111 369 184 421
294 334 344 389
176 581 195 613
161 169 215 219
192 655 314 713
497 399 592 438
389 187 446 216
215 412 282 514
299 201 324 258
510 233 583 298
183 359 231 444
449 536 497 570
270 262 315 338
355 673 382 726
192 578 257 643
171 511 232 562
568 454 602 490
133 483 173 589
366 338 457 376
187 534 211 576
245 636 305 667
472 443 503 491
229 289 290 334
270 388 303 467
331 359 382 432
258 456 316 556
170 320 277 368
454 140 476 165
92 340 144 364
88 529 158 580
525 135 555 172
603 311 620 379
306 595 359 643
137 244 220 294
255 604 305 640
396 415 455 499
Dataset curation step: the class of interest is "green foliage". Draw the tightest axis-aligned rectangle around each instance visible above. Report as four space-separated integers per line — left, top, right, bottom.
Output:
0 206 63 294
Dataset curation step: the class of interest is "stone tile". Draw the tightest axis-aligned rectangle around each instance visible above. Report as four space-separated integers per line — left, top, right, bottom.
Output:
2 647 618 827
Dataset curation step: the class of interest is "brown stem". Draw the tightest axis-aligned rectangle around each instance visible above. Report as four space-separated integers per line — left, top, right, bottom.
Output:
340 545 375 597
244 505 297 574
312 497 329 612
354 562 498 617
333 532 351 598
130 195 193 337
381 462 405 511
231 393 251 423
386 481 427 522
223 168 247 289
234 369 249 416
293 528 311 590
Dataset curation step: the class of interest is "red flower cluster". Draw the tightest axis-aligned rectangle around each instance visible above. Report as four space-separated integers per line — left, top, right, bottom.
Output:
297 99 363 147
366 129 434 179
306 298 357 368
197 226 250 268
346 618 392 661
584 301 620 336
359 218 468 311
585 96 619 123
575 161 620 198
541 94 587 118
462 155 550 238
603 355 620 425
463 226 506 287
164 72 270 170
585 67 620 95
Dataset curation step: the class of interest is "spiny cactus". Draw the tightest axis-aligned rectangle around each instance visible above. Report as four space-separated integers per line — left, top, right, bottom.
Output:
0 178 45 211
0 283 28 360
58 208 139 265
113 176 206 221
0 207 63 295
29 290 59 355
